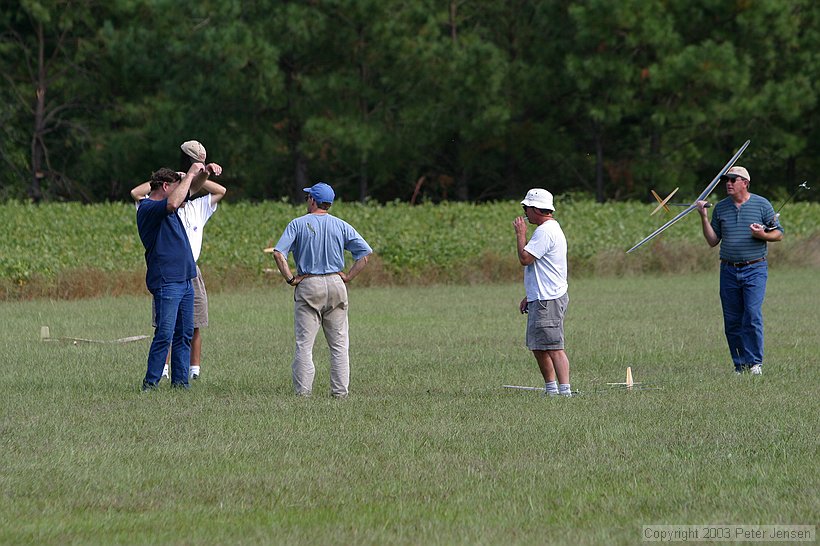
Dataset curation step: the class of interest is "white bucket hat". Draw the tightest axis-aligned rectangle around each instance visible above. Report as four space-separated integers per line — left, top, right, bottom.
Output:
521 188 554 211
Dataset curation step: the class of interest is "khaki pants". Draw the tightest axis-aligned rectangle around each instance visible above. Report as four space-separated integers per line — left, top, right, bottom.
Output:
292 275 349 396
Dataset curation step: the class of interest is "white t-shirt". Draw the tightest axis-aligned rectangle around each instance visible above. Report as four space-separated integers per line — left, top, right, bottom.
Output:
523 219 568 301
135 194 217 262
177 195 218 262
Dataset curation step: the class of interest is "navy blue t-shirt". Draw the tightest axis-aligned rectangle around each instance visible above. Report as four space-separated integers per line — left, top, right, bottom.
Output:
136 198 196 291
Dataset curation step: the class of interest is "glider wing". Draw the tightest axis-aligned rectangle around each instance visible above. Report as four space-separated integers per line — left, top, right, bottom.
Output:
627 140 750 253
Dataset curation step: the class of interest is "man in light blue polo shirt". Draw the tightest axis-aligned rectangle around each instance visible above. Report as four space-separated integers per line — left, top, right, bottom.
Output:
696 165 784 375
273 182 372 398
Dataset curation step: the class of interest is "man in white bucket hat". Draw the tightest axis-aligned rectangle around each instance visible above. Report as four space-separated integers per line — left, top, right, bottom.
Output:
514 188 572 396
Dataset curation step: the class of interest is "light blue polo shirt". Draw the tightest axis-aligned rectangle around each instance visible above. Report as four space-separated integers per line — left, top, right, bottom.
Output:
710 194 782 262
275 213 372 275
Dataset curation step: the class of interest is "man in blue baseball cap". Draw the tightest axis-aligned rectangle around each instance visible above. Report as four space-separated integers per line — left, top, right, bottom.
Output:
272 182 373 398
303 182 335 204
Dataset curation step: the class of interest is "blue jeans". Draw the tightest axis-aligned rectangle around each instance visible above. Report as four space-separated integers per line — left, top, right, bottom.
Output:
719 261 767 371
144 280 194 387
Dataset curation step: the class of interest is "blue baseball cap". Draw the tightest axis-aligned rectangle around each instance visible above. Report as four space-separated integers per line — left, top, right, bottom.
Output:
303 182 335 204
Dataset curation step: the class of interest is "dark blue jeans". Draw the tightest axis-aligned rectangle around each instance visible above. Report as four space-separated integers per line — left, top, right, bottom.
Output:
719 261 767 371
144 280 194 388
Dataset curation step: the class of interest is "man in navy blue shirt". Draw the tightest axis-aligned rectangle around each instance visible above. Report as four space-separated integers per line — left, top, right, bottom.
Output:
696 166 784 375
136 163 209 390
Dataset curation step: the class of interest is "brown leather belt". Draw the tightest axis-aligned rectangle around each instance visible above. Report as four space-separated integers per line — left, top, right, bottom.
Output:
721 257 766 267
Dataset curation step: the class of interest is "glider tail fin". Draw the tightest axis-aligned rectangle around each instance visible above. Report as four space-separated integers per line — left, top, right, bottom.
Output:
650 187 679 216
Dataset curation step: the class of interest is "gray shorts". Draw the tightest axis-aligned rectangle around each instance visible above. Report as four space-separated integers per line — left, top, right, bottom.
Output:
192 265 208 328
526 292 569 351
152 265 208 328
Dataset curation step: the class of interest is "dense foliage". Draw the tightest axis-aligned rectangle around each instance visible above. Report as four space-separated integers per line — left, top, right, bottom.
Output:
1 198 818 291
1 1 818 204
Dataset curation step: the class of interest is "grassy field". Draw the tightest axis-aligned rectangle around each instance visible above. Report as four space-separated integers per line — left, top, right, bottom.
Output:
1 269 818 545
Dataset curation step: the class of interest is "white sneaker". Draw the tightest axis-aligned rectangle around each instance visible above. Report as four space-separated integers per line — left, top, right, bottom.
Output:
750 364 763 376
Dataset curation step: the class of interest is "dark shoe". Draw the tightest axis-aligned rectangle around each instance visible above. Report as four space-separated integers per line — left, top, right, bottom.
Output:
141 381 159 392
170 382 190 390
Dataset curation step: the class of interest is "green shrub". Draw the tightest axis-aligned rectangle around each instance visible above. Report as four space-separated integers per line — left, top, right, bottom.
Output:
1 198 818 291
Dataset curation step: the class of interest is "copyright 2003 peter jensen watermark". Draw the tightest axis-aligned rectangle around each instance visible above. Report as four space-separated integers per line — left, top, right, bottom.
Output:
642 525 815 542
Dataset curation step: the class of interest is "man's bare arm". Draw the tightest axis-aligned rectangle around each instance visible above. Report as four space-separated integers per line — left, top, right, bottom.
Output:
130 181 151 202
199 180 227 205
167 163 206 211
339 254 370 283
273 250 297 284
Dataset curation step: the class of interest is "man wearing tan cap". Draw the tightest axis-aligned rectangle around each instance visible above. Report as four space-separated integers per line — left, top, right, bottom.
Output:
514 188 572 396
696 166 783 375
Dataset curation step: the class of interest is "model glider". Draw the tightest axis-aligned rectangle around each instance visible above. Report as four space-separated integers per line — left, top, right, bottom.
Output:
606 366 640 388
765 181 810 232
627 140 750 253
40 326 147 344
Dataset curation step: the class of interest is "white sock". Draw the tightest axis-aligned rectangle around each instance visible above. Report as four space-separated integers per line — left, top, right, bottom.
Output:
559 383 572 396
190 365 200 377
545 381 559 395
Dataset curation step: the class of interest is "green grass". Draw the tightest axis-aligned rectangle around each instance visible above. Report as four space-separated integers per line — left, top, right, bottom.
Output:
1 269 818 545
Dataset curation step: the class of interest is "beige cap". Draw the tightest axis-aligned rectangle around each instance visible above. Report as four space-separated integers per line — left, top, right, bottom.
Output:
521 188 554 211
180 140 207 162
725 166 750 181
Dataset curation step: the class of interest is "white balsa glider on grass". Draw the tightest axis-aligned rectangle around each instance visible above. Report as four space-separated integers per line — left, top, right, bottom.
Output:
627 140 750 253
40 326 147 344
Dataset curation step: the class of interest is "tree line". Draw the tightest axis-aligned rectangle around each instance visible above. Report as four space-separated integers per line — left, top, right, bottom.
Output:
2 0 818 205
